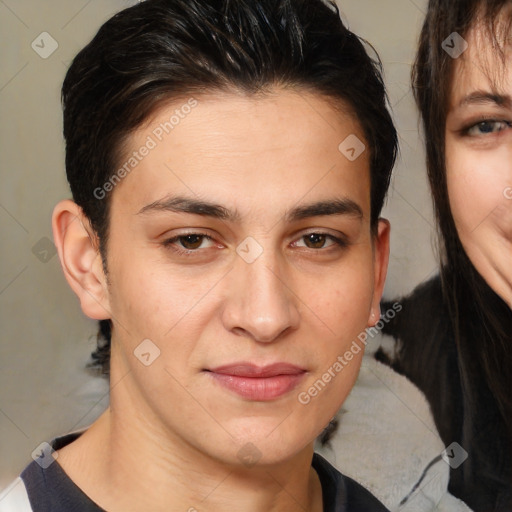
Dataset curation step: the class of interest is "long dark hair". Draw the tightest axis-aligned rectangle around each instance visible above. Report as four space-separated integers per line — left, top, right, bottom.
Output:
61 0 398 376
375 4 512 508
412 0 512 439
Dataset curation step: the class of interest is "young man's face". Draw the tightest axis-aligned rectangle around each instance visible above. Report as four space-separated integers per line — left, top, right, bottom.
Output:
64 90 389 467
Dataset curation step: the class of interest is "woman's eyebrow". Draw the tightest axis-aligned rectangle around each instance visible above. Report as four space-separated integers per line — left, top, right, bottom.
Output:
136 195 363 222
457 90 512 109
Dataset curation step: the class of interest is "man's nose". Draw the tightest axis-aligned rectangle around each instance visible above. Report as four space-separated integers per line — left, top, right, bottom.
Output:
221 243 301 343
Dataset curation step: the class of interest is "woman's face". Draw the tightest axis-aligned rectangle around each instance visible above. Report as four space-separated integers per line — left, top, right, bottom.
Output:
445 19 512 308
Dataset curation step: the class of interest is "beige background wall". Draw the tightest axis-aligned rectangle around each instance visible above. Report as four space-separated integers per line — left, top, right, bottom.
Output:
0 0 433 487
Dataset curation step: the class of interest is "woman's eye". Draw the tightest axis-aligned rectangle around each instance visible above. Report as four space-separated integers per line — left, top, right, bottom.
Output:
466 120 511 136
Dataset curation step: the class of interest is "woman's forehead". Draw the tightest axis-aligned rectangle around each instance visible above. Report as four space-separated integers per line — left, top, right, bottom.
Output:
448 18 512 106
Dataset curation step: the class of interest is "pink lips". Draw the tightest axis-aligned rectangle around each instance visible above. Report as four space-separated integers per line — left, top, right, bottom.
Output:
207 363 306 401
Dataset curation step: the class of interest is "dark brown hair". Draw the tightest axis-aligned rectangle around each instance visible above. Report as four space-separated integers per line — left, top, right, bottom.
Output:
413 0 512 433
60 0 398 376
410 0 512 507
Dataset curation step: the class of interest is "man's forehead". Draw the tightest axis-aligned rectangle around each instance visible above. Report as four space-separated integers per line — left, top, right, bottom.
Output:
120 93 365 162
129 90 360 144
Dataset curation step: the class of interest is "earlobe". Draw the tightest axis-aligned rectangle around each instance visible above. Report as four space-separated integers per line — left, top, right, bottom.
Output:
367 218 390 327
52 199 111 320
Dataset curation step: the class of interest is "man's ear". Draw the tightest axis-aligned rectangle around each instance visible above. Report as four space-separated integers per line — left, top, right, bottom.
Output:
52 199 111 320
367 218 390 327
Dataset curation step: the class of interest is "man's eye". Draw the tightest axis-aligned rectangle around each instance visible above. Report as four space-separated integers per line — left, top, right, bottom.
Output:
293 233 347 250
466 120 512 136
161 231 348 256
162 233 214 254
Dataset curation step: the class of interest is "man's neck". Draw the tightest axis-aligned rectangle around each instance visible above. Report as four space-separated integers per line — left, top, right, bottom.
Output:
55 407 323 512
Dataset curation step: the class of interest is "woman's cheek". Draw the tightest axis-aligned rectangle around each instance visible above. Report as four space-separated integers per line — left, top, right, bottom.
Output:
447 150 493 229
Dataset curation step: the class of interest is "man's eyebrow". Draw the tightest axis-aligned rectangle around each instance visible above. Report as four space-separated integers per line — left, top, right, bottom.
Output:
284 198 363 222
137 196 240 221
457 91 512 109
136 195 363 222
